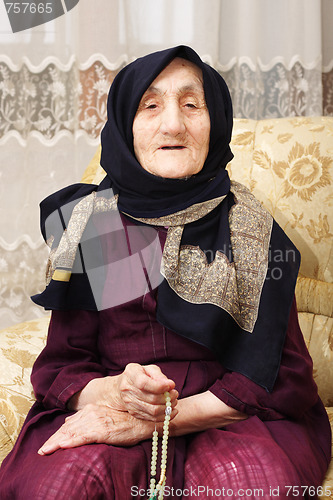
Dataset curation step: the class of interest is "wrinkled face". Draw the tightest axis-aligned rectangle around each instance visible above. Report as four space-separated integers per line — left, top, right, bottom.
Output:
132 57 210 179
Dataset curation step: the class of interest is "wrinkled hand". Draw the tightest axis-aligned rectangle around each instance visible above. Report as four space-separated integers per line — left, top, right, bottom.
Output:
38 404 155 456
112 363 178 421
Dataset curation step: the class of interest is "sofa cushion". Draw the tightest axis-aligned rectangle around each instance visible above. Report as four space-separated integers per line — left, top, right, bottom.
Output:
229 117 333 283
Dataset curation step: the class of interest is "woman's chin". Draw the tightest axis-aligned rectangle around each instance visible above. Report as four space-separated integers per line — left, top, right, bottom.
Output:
144 162 200 180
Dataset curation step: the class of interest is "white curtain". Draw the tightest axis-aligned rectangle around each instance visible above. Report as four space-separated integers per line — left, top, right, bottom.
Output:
0 0 332 328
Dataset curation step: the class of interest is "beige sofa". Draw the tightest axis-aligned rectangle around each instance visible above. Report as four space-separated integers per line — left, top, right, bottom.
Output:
0 117 332 495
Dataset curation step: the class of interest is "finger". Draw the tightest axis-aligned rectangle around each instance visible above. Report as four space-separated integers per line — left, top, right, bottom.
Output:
169 389 179 403
143 365 176 392
38 432 90 455
124 363 172 395
120 387 177 417
38 427 70 455
132 369 173 395
127 394 179 421
129 404 178 422
133 387 178 408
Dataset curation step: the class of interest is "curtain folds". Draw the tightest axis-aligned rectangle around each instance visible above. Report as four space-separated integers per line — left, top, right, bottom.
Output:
0 0 332 328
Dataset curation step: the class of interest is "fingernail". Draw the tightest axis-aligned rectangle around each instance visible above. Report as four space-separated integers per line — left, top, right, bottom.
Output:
38 443 52 454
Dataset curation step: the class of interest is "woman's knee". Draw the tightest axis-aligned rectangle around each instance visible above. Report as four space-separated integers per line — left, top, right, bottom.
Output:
183 430 300 498
12 445 114 500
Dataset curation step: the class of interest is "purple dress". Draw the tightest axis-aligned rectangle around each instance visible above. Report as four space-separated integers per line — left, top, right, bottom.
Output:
0 229 331 499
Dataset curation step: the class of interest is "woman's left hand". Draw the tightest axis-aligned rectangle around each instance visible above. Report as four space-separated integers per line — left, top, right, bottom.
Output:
38 404 155 456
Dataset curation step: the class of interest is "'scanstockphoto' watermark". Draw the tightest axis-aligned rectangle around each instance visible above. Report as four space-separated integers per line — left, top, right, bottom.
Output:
3 0 80 33
131 485 333 497
44 188 164 311
45 188 299 312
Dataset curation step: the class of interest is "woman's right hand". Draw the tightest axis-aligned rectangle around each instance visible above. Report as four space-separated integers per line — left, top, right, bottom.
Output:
112 363 178 421
68 363 178 422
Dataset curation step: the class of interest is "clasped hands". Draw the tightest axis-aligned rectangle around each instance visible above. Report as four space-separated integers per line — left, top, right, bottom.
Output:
38 363 178 455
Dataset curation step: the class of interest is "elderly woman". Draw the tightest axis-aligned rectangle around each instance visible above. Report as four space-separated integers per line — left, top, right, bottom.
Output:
0 46 330 499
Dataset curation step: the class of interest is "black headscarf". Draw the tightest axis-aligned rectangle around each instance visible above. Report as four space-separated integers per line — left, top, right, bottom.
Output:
99 45 233 217
32 46 300 392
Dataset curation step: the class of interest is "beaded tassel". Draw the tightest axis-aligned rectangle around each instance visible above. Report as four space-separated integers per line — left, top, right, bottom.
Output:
148 392 171 500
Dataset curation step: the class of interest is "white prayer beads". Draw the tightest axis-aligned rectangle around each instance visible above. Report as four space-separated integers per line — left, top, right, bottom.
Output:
148 392 171 500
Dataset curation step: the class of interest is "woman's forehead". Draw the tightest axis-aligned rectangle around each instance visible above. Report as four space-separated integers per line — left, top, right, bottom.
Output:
142 57 204 97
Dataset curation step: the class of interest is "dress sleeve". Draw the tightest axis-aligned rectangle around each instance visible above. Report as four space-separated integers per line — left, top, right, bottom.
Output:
31 309 107 410
209 298 319 420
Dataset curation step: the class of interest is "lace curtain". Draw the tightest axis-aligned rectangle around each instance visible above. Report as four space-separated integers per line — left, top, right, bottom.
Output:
0 0 332 329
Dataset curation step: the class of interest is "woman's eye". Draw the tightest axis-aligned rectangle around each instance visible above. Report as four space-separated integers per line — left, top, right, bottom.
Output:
185 103 197 109
146 103 158 109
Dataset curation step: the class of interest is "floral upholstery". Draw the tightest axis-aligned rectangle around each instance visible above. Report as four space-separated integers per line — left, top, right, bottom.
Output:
0 316 49 462
0 117 332 494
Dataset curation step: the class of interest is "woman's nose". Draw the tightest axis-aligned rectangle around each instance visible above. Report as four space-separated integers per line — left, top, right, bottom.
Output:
159 103 186 136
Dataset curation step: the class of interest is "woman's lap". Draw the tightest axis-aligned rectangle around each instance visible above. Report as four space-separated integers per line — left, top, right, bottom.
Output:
0 415 326 499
